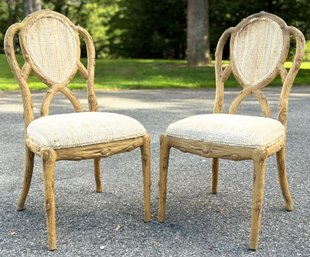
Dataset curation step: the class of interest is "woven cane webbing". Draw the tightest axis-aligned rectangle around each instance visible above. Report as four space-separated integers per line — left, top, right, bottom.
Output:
24 16 78 84
232 18 283 86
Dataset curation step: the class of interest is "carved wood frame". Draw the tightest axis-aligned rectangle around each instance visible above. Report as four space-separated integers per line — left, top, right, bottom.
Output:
158 12 305 250
4 9 151 250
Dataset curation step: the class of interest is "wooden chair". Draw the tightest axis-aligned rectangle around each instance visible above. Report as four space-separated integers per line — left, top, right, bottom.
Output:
158 12 304 250
4 9 151 250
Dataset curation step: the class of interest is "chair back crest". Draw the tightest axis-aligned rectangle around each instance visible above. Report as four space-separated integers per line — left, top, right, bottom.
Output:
214 12 305 126
5 9 98 127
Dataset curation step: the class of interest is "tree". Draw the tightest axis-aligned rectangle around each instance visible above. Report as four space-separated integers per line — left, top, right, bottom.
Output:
111 0 186 59
1 0 309 59
23 0 41 16
186 0 211 66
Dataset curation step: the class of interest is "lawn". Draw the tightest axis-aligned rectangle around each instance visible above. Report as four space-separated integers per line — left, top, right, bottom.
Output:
0 54 310 91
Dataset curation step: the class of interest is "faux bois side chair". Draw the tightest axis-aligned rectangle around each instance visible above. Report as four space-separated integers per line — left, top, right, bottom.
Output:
4 9 151 250
158 12 305 250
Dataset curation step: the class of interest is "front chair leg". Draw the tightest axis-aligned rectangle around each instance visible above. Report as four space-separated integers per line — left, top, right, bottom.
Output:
17 145 35 210
141 133 151 222
42 149 57 251
249 150 267 250
158 134 171 222
276 147 293 210
94 158 103 192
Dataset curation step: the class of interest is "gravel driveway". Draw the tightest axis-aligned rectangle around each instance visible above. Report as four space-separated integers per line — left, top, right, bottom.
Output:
0 88 309 256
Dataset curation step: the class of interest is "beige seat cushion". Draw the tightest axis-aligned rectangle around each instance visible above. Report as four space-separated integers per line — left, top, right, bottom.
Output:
27 112 146 149
166 114 285 148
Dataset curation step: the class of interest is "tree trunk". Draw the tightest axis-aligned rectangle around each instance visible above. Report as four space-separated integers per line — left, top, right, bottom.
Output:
33 0 42 12
7 0 17 24
24 0 41 17
24 0 33 16
186 0 211 66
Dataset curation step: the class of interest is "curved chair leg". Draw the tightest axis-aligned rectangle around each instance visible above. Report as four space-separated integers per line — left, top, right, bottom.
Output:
17 145 35 211
276 148 294 210
158 134 171 223
211 158 219 194
94 158 103 192
140 134 151 222
249 150 267 250
141 134 151 222
42 150 57 251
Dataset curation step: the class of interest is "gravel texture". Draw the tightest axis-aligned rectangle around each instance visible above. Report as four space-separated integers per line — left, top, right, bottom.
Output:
0 88 309 256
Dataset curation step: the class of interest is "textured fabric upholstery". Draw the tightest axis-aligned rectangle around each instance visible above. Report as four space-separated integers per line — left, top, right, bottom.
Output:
27 112 146 149
166 114 285 148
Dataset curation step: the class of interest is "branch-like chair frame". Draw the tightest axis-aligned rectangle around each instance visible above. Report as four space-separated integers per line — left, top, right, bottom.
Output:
158 12 305 250
5 9 151 250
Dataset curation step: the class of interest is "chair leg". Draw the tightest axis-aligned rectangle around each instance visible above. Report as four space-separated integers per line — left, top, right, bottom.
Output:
141 134 151 222
158 134 170 223
211 158 219 194
94 158 103 192
276 148 294 210
249 150 267 250
42 150 57 251
17 145 35 211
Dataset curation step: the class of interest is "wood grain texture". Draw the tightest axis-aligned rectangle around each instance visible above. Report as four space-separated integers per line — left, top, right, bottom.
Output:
54 137 144 160
211 158 219 194
249 149 268 250
94 158 102 193
42 149 57 250
276 147 294 210
16 145 34 211
158 134 171 222
141 134 151 222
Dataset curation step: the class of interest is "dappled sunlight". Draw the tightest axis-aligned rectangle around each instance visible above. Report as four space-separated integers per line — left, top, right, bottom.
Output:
284 62 310 69
96 95 210 111
0 103 23 113
290 92 310 97
0 94 23 113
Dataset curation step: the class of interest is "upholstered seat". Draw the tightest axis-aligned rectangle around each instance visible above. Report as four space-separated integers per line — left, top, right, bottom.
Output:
166 114 284 148
27 112 146 149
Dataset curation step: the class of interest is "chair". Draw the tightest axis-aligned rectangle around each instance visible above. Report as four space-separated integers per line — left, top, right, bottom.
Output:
4 9 151 250
158 12 305 250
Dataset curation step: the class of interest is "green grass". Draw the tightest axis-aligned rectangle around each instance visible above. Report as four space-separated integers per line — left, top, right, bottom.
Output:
0 54 310 91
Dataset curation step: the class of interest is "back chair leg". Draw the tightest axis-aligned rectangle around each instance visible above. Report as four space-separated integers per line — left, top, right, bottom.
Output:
211 158 219 194
94 158 103 192
276 148 294 210
42 150 57 251
249 150 267 250
158 134 171 223
141 134 151 222
17 145 35 211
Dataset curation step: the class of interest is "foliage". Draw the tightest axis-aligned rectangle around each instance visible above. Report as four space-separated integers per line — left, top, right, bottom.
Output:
109 0 187 59
43 0 121 58
209 0 310 59
0 0 310 59
0 0 24 53
1 54 310 91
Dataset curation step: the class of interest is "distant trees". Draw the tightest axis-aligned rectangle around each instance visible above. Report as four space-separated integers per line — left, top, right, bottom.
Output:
0 0 310 61
111 0 186 59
